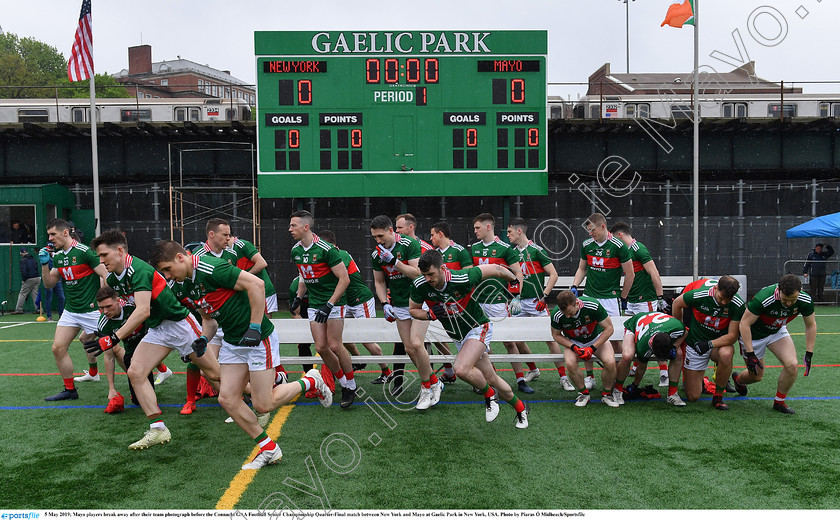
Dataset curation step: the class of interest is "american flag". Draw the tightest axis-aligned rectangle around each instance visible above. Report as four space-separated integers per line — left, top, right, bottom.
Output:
67 0 93 82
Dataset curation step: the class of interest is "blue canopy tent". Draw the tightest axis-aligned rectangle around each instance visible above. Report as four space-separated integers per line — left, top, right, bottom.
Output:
786 212 840 238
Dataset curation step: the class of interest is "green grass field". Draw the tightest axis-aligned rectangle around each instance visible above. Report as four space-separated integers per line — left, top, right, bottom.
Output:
1 310 839 510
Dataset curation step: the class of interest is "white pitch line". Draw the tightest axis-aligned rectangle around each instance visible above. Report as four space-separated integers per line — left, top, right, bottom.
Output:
0 322 35 330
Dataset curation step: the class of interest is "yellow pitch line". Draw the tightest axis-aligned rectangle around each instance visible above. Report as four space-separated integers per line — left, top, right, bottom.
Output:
216 396 300 510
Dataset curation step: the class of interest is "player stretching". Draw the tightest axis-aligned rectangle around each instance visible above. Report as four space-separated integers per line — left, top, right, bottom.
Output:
91 230 221 449
571 213 634 391
507 218 561 394
410 250 529 427
151 240 330 469
469 214 527 392
318 230 391 383
731 274 816 414
370 215 443 409
609 221 669 387
618 311 687 406
549 291 618 407
40 219 109 402
671 275 744 410
289 210 357 408
429 221 473 383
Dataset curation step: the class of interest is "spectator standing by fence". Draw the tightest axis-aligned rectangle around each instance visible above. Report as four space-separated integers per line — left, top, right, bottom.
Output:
13 248 40 314
803 243 834 303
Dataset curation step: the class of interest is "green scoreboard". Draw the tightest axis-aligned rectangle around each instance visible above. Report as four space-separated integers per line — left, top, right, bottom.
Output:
255 30 547 198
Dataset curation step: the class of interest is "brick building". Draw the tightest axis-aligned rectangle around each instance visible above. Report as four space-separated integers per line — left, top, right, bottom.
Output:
114 45 255 104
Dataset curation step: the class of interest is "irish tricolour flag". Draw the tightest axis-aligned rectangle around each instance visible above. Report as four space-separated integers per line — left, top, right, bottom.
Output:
661 0 694 28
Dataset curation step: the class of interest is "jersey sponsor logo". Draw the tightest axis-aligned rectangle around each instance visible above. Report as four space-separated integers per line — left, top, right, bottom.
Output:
474 256 507 266
692 308 730 331
520 260 545 276
297 263 332 280
758 314 796 328
59 263 94 281
201 287 237 315
587 255 621 270
565 322 597 338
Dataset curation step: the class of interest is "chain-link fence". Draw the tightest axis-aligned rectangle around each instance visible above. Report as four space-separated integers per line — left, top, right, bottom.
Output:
67 177 840 304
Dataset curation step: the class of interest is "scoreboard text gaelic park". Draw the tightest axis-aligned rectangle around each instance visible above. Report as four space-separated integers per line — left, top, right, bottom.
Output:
255 30 547 198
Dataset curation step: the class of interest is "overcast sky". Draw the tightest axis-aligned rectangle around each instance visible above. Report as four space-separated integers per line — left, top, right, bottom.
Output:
2 0 838 98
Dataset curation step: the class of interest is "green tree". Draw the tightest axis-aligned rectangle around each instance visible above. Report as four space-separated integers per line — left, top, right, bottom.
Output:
0 32 128 98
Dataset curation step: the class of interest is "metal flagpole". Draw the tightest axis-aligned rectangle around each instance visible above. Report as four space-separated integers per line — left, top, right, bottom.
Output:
89 74 101 236
692 0 700 280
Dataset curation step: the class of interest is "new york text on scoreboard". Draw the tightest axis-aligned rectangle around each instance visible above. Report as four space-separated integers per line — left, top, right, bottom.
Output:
255 30 548 198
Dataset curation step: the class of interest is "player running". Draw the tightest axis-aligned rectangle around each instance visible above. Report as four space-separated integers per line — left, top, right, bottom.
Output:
318 229 392 383
609 221 669 387
429 220 472 383
91 230 222 449
409 250 529 428
671 275 744 410
470 213 527 392
549 290 618 407
151 240 331 470
39 219 111 402
370 214 443 409
228 232 278 317
616 311 688 406
289 210 357 408
506 218 561 394
731 274 816 415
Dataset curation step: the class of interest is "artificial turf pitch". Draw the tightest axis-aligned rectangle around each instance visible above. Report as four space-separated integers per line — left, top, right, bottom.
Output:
1 311 839 510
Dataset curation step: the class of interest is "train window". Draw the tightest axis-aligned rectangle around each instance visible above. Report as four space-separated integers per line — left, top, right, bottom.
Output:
625 104 635 118
637 103 650 118
241 106 252 121
834 104 840 118
174 107 201 122
589 105 599 119
723 103 747 118
120 109 151 122
226 109 236 120
72 108 86 123
671 105 693 119
550 105 563 119
819 102 830 117
768 104 797 117
17 109 49 123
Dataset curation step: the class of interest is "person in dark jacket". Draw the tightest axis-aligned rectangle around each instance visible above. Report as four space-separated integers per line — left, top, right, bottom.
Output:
13 248 41 314
803 243 834 303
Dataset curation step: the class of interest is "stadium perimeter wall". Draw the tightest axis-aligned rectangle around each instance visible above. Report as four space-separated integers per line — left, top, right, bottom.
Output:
59 178 840 302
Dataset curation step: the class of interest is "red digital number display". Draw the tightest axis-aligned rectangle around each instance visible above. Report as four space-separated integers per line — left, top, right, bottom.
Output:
289 129 300 148
466 128 478 147
406 59 420 84
351 129 362 148
425 59 439 83
385 59 399 84
511 79 525 104
298 80 312 104
366 59 380 83
528 128 539 146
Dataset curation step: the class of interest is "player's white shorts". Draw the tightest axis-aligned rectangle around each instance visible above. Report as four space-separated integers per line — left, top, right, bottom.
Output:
346 298 375 318
142 314 202 357
265 294 278 314
208 327 224 347
596 297 620 317
392 306 412 321
517 297 549 317
219 330 280 372
683 339 734 371
307 304 345 321
454 323 493 353
626 301 657 316
57 309 100 335
739 326 790 361
479 302 508 319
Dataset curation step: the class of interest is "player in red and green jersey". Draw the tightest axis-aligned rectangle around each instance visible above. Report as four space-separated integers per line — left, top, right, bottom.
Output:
396 213 434 253
470 213 530 393
671 275 744 410
94 286 152 412
617 311 688 406
152 240 331 470
610 221 670 388
228 234 277 316
318 230 391 383
731 274 816 415
289 210 356 409
370 214 444 409
429 220 473 383
571 213 635 390
40 219 110 402
549 291 618 408
91 230 221 450
409 249 529 428
507 218 561 393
